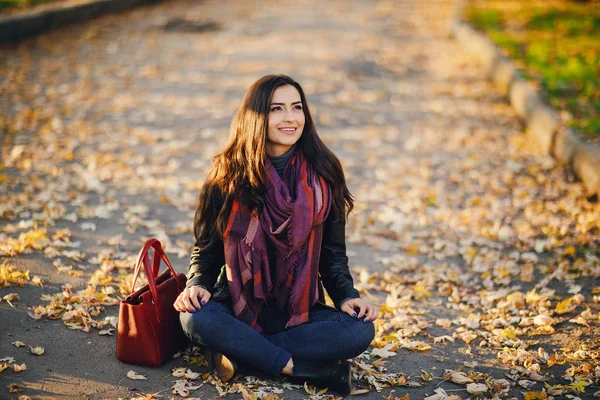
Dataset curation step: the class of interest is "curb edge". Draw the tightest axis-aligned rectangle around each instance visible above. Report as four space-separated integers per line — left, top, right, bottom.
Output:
0 0 163 43
450 21 600 198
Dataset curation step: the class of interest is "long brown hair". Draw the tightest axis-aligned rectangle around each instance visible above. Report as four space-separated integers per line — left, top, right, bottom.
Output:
193 75 353 243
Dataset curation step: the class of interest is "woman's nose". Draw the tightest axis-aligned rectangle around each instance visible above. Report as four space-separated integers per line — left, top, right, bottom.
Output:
283 109 295 122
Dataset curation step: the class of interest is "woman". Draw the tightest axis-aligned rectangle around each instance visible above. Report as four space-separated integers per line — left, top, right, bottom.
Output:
174 75 378 396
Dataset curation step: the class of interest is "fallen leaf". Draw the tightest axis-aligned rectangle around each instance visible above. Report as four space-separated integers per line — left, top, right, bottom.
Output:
525 392 548 400
12 341 26 348
172 379 202 397
443 370 473 384
29 346 45 355
31 276 44 286
238 384 259 400
421 370 434 382
556 297 577 315
466 382 487 394
2 293 19 306
433 335 454 344
126 370 147 380
533 314 554 326
13 363 27 373
424 388 462 400
371 344 397 358
7 383 22 393
435 318 452 328
185 369 201 380
567 379 592 393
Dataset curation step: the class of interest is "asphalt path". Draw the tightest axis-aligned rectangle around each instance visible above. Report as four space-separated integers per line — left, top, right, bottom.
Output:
1 0 598 399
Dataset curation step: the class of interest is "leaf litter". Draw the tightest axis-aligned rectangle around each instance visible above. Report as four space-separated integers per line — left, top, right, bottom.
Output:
0 0 599 398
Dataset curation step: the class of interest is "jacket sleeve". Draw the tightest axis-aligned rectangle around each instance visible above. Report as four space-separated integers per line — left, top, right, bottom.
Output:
319 211 360 309
186 237 225 293
186 189 226 292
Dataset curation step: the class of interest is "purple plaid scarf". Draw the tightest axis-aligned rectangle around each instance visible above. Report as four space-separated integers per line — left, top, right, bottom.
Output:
223 151 331 332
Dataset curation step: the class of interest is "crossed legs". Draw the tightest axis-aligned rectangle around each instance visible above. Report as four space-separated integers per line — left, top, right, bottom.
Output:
179 300 375 377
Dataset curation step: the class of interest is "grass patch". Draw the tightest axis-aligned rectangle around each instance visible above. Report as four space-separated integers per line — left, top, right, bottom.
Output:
464 0 600 139
0 0 63 12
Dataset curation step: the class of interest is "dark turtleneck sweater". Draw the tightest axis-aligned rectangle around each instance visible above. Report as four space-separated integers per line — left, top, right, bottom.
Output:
267 144 296 178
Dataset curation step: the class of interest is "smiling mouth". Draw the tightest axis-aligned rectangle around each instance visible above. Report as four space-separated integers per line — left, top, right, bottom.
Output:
278 128 297 133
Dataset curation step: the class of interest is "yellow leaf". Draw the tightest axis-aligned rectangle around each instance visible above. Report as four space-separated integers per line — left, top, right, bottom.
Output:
30 346 45 356
187 356 208 367
501 326 518 340
12 341 26 348
526 289 541 304
524 392 548 400
567 379 592 393
421 370 434 382
405 243 420 255
0 173 7 183
563 246 576 256
379 304 397 315
556 297 577 315
413 284 431 299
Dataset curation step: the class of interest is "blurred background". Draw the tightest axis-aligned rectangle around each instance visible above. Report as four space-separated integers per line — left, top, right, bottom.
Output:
463 0 599 140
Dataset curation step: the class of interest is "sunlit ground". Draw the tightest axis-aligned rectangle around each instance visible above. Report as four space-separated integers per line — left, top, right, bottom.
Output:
1 0 599 399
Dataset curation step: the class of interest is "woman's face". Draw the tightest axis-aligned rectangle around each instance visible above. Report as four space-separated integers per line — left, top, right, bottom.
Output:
266 85 305 157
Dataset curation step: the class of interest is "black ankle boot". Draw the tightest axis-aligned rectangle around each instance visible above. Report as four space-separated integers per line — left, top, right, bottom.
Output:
292 360 351 396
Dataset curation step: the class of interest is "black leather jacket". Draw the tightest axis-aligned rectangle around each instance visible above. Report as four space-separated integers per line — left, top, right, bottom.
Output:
186 207 360 310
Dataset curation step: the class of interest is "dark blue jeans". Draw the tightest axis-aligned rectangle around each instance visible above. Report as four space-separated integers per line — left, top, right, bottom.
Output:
180 300 375 376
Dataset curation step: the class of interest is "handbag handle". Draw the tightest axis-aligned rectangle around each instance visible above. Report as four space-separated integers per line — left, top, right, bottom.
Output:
131 239 184 324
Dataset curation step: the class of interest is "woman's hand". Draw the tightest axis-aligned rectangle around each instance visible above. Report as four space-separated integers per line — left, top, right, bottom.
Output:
173 286 211 313
340 298 379 322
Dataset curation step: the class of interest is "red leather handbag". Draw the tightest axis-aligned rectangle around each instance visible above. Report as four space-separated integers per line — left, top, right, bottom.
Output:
116 238 189 367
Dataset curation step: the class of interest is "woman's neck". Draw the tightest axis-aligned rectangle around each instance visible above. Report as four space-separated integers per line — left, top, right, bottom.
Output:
268 144 296 177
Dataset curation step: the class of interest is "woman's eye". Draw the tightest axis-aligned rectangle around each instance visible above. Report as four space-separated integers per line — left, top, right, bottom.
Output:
270 106 282 112
294 105 303 111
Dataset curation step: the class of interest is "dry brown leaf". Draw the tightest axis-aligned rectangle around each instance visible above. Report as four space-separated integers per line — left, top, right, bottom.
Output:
13 363 27 373
443 370 473 384
7 383 22 393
